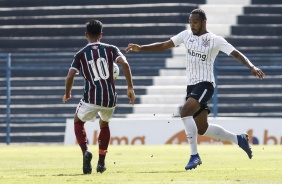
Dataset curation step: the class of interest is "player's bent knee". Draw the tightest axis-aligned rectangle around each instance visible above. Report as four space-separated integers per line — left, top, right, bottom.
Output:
180 109 194 118
99 120 109 128
198 129 206 135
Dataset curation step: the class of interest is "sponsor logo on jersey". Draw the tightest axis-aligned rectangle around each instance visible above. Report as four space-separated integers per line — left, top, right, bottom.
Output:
187 49 207 61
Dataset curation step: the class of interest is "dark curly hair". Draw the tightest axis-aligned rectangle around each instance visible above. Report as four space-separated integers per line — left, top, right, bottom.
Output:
191 9 207 20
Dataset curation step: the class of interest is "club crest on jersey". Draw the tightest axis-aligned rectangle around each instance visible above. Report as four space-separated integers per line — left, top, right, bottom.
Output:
202 38 210 47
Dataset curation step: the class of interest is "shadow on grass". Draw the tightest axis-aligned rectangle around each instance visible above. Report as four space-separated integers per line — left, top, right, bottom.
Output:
130 171 185 174
52 174 85 176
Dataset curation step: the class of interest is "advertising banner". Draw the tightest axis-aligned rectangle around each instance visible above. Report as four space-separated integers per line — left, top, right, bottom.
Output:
64 118 282 145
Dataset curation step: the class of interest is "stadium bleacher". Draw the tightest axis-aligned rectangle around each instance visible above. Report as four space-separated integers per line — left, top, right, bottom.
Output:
0 0 281 143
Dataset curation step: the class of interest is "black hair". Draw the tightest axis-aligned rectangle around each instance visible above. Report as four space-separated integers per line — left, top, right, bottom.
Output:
191 9 207 20
86 19 103 37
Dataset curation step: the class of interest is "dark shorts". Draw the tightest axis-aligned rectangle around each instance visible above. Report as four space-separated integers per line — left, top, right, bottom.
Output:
185 82 214 117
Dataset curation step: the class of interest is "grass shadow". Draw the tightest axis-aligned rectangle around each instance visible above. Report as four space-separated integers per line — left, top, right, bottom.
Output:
52 174 85 176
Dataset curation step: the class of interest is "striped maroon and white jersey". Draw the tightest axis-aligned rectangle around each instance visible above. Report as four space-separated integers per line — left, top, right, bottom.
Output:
70 42 124 107
171 30 235 87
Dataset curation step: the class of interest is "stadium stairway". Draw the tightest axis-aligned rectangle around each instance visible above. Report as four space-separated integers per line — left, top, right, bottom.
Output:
0 0 204 144
229 0 282 53
0 0 203 53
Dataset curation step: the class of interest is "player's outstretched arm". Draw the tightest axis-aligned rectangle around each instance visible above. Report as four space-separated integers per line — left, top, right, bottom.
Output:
230 50 265 80
117 57 135 105
125 40 175 53
62 69 76 103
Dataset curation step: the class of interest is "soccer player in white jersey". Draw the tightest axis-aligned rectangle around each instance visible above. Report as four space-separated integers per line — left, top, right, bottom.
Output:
125 9 265 170
63 19 135 174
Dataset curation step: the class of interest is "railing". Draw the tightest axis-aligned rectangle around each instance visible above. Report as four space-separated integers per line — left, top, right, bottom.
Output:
0 54 11 145
1 53 282 145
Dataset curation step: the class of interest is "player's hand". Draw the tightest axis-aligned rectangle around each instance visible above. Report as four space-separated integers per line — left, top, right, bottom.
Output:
250 66 265 80
125 44 141 53
62 94 71 103
127 88 136 105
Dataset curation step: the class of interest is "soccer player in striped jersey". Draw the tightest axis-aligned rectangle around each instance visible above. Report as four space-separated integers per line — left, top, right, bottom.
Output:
63 19 135 174
125 9 265 170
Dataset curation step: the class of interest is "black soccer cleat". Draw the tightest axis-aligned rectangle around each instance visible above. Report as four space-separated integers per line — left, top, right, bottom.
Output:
83 151 92 174
96 164 107 173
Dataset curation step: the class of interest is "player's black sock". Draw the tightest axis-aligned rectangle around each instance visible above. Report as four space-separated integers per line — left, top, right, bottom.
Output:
98 154 106 166
79 142 88 155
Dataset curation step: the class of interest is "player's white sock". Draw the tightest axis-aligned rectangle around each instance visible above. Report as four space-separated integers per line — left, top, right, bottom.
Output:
203 124 238 144
181 116 198 155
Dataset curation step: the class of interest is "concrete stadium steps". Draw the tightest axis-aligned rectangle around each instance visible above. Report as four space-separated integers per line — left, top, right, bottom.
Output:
0 35 179 53
3 124 65 133
4 105 134 115
0 1 196 53
252 0 282 4
138 95 186 104
229 40 281 53
0 5 196 17
0 96 141 105
0 0 204 7
217 105 282 116
232 26 282 36
244 6 282 14
0 14 189 25
218 95 282 104
217 86 282 95
198 1 250 37
233 2 282 53
217 76 282 85
197 0 282 53
0 26 185 37
0 121 65 143
132 104 181 115
0 36 172 52
238 15 282 24
0 135 64 143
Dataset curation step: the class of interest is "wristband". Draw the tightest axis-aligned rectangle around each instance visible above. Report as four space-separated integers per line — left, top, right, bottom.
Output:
65 94 71 98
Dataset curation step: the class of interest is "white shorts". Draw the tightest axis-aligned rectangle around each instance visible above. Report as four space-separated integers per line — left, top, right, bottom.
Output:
76 100 115 122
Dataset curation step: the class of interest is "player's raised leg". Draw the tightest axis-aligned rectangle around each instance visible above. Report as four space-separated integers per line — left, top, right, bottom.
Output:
195 112 253 159
203 124 252 158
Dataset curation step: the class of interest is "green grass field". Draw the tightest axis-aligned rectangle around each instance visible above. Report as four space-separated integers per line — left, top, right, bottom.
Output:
0 145 281 184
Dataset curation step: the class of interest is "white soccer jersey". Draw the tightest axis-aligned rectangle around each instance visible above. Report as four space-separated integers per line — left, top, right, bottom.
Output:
171 29 235 87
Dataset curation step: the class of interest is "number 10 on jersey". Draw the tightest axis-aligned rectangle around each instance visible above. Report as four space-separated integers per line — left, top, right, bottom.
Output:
88 57 110 81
